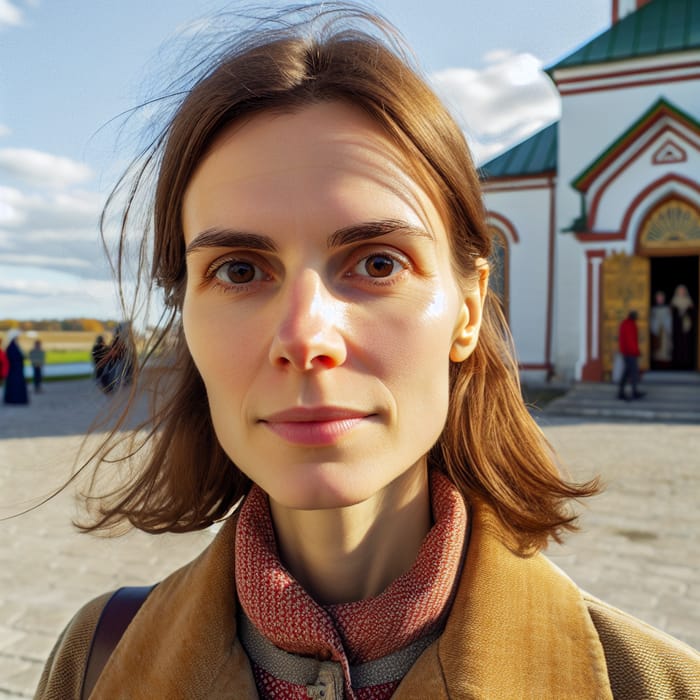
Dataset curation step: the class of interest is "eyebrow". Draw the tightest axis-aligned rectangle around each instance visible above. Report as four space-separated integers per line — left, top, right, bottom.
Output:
328 219 434 247
185 219 434 255
185 229 277 255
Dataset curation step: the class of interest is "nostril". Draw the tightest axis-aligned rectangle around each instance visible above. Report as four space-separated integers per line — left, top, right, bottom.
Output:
314 355 335 369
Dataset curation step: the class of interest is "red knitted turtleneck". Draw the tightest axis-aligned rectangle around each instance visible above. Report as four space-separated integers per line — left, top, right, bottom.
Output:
235 470 468 699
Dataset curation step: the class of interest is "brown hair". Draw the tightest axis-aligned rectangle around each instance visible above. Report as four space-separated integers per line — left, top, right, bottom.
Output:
84 3 598 551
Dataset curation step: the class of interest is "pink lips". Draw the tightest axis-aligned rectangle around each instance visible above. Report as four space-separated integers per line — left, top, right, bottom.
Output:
260 407 370 446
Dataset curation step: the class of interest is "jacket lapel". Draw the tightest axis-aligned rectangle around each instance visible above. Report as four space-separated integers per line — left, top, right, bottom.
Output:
92 516 259 699
396 505 613 698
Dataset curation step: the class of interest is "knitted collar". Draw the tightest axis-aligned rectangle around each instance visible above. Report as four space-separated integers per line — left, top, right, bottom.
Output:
235 470 467 691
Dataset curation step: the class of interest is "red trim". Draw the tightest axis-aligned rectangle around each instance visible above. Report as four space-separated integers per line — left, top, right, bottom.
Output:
652 139 688 164
581 358 603 381
612 0 619 23
482 171 555 191
486 211 520 243
587 124 699 225
575 230 625 241
559 72 700 96
555 60 700 86
483 183 553 192
545 182 555 368
518 363 552 371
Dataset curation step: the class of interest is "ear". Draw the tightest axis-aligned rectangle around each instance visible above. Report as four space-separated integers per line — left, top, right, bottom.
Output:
449 260 489 363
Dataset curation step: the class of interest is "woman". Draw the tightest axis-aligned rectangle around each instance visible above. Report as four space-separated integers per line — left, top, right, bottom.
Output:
36 5 699 699
3 329 29 405
649 290 672 367
670 283 696 369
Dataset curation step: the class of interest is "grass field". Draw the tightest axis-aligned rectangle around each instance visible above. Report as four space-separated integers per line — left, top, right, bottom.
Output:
1 331 105 362
45 349 92 365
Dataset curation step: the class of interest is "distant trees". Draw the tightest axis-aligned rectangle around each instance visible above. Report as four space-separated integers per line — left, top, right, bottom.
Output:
0 318 117 332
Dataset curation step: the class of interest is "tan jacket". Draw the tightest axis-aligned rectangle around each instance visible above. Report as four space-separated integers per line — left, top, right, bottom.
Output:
36 507 700 699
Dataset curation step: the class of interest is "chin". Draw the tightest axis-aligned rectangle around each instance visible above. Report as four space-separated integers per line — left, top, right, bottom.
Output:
263 465 380 512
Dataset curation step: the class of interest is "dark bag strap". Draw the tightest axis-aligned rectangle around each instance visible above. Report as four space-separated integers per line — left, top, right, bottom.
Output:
81 585 155 700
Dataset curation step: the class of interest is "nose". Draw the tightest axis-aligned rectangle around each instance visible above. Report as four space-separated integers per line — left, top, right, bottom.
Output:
269 269 347 371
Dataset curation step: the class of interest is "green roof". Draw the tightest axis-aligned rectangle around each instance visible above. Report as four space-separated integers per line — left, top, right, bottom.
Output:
480 123 558 180
549 0 700 71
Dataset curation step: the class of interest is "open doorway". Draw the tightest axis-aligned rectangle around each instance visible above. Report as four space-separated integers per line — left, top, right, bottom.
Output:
649 256 698 370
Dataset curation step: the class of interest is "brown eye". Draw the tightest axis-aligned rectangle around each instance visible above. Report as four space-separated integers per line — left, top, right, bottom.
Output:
364 254 396 278
215 261 259 284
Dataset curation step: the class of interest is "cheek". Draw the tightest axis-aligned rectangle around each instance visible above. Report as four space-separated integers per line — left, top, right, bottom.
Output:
183 303 253 389
370 291 458 392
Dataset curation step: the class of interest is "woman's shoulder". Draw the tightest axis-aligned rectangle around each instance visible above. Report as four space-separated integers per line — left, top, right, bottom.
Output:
583 592 700 699
34 591 112 700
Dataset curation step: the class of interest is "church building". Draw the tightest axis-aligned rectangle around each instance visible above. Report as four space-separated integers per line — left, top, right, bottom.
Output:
481 0 699 382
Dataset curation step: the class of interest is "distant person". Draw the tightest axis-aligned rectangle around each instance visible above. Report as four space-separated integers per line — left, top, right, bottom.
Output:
91 335 109 390
28 339 46 393
3 330 29 405
99 324 135 393
618 311 644 401
0 341 8 385
649 290 672 367
670 284 695 369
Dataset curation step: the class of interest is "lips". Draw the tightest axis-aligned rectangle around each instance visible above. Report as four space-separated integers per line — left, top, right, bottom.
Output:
259 407 372 446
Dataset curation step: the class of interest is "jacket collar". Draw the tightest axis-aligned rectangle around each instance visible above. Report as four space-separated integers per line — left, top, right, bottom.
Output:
394 503 613 698
93 505 613 699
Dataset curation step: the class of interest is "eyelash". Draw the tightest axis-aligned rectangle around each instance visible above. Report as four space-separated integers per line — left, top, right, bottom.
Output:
204 248 411 293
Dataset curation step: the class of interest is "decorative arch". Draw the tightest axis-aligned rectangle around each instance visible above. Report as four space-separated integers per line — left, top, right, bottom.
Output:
485 212 518 319
486 211 520 244
620 173 700 251
637 194 700 256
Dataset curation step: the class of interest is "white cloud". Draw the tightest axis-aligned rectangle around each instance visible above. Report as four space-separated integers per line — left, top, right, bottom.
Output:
0 253 91 269
0 148 93 188
0 124 10 137
0 182 110 282
0 0 22 27
430 50 560 164
0 185 101 228
0 265 120 319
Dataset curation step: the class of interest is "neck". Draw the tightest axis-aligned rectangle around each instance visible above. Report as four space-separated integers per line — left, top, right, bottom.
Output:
269 462 431 604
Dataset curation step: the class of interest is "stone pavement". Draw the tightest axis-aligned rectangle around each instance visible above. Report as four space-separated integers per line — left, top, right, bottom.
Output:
1 379 699 698
544 370 700 422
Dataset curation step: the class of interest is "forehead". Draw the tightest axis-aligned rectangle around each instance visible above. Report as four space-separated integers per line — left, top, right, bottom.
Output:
182 101 448 238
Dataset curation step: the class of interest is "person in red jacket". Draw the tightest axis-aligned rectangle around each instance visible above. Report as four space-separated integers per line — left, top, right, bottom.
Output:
618 310 645 400
0 342 8 384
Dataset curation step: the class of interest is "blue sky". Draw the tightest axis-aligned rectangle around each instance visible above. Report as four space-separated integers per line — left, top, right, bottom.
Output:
0 0 610 320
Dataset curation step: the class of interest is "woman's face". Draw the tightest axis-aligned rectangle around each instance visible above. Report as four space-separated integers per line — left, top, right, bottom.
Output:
181 101 485 510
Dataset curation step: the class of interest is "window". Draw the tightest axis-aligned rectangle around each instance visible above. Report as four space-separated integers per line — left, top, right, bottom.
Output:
488 225 509 318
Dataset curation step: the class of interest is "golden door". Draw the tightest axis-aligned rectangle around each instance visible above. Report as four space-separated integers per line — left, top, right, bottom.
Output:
601 254 650 376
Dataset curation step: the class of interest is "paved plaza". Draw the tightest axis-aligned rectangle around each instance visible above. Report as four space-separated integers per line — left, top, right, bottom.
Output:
1 379 699 698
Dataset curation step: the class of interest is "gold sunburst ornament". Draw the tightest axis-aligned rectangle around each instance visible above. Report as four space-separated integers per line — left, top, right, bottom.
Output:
640 200 700 249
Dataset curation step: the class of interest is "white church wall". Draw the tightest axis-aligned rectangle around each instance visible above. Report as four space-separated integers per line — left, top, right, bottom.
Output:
551 230 583 381
483 186 552 368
